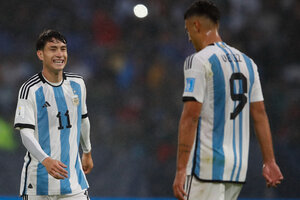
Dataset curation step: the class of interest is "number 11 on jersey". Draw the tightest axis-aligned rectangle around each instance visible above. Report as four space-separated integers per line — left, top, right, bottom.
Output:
56 110 72 130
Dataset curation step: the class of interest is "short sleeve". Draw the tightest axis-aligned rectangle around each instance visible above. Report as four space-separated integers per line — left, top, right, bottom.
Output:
182 55 206 103
14 88 36 130
81 80 88 118
250 62 264 102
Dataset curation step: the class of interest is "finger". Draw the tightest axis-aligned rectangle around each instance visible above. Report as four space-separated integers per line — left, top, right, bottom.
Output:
179 186 187 197
175 186 186 200
275 180 281 185
55 166 68 178
58 161 67 168
84 167 90 174
51 172 65 180
263 173 272 183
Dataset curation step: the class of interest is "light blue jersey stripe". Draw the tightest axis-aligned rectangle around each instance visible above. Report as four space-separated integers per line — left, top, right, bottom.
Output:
53 87 72 194
243 54 254 103
193 117 202 177
222 43 244 181
35 86 50 195
209 54 225 180
70 81 88 189
215 43 238 181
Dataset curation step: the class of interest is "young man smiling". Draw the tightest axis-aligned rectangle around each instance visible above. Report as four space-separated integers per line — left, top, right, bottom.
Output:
14 30 93 200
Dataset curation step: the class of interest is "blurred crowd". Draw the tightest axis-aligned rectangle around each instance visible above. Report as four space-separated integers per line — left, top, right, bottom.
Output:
0 0 299 198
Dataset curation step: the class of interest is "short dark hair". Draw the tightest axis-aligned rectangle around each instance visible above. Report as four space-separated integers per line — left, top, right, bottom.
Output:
184 1 220 24
36 29 67 51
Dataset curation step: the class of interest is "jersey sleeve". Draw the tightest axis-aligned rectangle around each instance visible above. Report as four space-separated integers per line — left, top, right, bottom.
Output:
14 87 36 130
182 55 206 103
250 62 264 102
81 79 88 118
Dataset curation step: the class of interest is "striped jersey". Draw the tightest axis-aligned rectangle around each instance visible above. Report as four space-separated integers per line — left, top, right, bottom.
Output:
183 42 264 183
14 72 89 195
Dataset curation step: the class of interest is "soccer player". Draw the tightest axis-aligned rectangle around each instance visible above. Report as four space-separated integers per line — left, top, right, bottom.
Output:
173 1 283 200
14 30 93 200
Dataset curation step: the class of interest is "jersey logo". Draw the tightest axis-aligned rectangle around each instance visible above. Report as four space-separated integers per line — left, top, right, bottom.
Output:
28 183 33 189
72 95 79 106
185 78 195 92
42 101 51 108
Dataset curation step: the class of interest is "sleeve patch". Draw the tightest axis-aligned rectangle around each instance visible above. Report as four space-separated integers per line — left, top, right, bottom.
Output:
17 106 25 119
184 78 195 92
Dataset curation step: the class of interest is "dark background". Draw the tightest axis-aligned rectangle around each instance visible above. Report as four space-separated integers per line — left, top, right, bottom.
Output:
0 0 299 198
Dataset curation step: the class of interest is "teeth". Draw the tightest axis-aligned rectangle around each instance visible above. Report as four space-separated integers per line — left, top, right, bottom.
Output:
54 60 63 63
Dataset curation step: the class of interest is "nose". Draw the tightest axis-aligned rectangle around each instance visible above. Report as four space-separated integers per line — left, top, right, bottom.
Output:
56 49 63 57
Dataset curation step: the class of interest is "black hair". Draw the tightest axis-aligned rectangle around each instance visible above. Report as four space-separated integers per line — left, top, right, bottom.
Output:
184 1 220 24
36 29 67 51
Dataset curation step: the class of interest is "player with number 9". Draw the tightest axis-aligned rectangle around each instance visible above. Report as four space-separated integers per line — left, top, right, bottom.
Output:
173 1 283 200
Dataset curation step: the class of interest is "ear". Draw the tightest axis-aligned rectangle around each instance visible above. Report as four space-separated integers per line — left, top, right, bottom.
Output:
193 20 202 33
37 50 44 61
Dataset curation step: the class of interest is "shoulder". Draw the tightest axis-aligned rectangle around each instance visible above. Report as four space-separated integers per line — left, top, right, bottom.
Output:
64 72 86 87
18 73 43 100
184 47 217 72
64 72 85 82
64 72 84 80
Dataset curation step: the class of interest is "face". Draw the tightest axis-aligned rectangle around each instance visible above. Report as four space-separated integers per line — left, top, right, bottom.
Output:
37 38 67 73
185 17 201 51
185 16 207 51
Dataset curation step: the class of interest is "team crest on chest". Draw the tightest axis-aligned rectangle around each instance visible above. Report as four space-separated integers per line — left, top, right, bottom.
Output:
72 95 79 106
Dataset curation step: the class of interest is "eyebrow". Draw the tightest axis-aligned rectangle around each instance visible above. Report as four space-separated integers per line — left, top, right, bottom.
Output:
48 44 67 49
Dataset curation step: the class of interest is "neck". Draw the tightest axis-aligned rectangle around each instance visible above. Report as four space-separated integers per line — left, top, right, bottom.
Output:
42 68 63 83
199 29 222 51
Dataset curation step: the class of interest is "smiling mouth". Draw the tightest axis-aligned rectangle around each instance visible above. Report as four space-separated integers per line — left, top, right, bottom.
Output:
53 60 64 64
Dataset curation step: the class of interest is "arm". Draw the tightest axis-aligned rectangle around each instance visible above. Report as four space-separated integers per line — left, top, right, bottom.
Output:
173 101 202 200
250 101 283 187
80 117 93 174
20 128 68 179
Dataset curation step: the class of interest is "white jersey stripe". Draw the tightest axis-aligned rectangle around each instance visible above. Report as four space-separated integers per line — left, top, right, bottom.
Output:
243 54 255 102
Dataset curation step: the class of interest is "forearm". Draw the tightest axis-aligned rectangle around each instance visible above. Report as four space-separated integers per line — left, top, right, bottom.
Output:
254 116 275 163
176 114 198 171
20 128 49 162
251 103 275 163
80 117 91 153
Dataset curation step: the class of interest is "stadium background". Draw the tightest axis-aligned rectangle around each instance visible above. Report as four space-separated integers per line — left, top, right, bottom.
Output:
0 0 299 199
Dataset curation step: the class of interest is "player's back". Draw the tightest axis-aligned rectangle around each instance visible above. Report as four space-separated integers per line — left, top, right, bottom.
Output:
183 42 263 183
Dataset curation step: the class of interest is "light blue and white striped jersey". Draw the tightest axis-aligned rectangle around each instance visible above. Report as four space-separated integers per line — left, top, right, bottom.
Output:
14 72 89 195
183 42 264 183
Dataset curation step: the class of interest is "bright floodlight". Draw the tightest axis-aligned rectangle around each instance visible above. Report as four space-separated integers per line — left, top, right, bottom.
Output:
133 4 148 18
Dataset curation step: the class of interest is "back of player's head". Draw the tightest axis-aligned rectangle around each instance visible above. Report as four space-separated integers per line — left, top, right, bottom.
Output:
36 29 67 51
184 0 220 24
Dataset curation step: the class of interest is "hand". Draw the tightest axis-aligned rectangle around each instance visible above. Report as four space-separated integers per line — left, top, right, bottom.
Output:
173 170 187 200
262 161 283 187
42 157 68 179
82 152 93 174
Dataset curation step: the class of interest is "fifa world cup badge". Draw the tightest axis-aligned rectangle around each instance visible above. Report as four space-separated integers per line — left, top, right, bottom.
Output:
72 95 79 106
